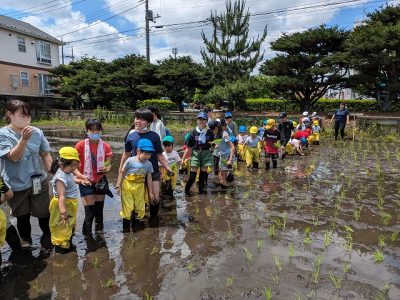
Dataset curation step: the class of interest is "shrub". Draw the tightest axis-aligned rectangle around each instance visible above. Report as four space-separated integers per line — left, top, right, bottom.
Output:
245 98 378 112
245 98 299 111
138 99 177 111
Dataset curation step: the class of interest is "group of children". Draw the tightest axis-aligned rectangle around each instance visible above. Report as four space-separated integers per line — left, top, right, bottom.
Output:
0 109 323 260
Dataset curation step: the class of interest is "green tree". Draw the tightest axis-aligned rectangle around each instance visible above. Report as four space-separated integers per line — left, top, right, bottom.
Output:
155 56 207 112
201 0 267 83
346 5 400 112
260 25 350 111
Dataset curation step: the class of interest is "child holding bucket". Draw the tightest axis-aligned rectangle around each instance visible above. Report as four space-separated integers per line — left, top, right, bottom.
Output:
49 147 81 254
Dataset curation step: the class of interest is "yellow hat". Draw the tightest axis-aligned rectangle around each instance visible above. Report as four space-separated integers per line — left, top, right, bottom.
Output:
292 121 298 127
313 120 319 125
59 147 79 161
265 119 276 130
250 126 258 134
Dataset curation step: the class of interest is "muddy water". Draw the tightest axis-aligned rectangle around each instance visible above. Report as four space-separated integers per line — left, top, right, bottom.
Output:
1 126 400 299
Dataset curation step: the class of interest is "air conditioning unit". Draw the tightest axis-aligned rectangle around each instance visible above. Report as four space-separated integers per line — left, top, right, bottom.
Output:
10 74 19 88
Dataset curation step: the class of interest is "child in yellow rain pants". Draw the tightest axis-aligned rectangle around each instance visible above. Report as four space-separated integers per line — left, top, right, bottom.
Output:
244 126 262 169
116 138 154 232
160 135 181 197
49 147 81 254
236 126 248 162
311 120 321 145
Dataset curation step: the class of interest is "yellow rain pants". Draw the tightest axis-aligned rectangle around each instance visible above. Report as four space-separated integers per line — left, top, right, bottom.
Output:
49 197 78 249
312 132 320 142
285 143 295 155
257 140 264 153
0 209 6 247
237 144 246 161
120 174 146 220
245 146 260 167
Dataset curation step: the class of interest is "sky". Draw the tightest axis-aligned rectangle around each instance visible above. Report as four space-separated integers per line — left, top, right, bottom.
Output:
0 0 399 64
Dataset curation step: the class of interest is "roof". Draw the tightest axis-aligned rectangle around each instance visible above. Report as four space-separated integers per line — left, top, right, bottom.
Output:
0 15 62 45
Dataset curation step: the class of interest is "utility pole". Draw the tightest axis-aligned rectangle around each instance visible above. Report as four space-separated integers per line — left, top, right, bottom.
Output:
172 48 177 59
61 36 65 65
145 0 160 63
65 46 75 63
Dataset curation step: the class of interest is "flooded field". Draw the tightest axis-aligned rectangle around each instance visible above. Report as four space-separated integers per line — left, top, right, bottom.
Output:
1 126 400 299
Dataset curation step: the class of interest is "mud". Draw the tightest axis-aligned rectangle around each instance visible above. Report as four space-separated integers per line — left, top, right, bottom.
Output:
1 126 399 299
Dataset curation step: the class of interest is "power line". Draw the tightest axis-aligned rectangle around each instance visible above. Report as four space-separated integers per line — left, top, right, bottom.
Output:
66 27 143 44
2 0 62 17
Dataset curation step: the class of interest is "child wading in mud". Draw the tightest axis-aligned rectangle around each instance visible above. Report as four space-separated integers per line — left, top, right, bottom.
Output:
116 139 155 232
49 147 81 254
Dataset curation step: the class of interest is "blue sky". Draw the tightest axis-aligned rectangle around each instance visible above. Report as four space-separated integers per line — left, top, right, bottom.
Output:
0 0 398 62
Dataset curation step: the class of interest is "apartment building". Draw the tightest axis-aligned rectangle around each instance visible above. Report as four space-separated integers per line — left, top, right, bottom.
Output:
0 15 63 107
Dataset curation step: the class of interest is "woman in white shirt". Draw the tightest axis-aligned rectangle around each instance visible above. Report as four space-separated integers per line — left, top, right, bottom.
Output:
148 106 166 141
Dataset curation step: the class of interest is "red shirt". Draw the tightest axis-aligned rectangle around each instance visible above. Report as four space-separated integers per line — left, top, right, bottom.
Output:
293 130 310 140
75 139 113 183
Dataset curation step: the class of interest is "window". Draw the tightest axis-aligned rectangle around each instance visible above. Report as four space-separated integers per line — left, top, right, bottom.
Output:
20 72 29 86
38 74 53 95
17 37 26 52
36 41 51 64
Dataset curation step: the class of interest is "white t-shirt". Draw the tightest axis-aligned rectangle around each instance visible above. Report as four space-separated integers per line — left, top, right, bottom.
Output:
150 119 166 141
289 139 300 148
162 150 181 166
236 134 249 145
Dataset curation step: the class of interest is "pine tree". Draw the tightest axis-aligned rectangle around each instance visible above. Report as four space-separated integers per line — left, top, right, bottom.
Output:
201 0 267 83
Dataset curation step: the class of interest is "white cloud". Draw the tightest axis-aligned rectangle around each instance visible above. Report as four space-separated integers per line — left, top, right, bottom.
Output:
2 0 379 63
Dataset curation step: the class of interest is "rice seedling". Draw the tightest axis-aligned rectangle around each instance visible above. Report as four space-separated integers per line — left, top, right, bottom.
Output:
281 212 288 229
105 278 115 288
378 234 386 248
323 231 332 248
226 275 234 287
226 220 233 240
374 283 393 300
356 191 365 202
381 211 392 226
243 247 253 262
267 224 276 239
373 249 384 263
92 257 100 268
390 231 399 243
144 292 154 300
193 224 202 233
32 280 42 294
294 290 303 300
262 285 272 300
329 272 343 289
274 255 282 272
271 273 280 285
354 205 363 221
343 263 351 274
288 243 294 258
195 205 200 215
312 216 319 227
303 227 312 246
312 255 323 284
187 261 194 272
150 246 159 255
256 239 263 251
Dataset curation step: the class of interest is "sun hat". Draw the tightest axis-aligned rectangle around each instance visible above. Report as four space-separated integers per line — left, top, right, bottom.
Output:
225 112 233 118
302 111 309 117
59 147 79 161
265 119 276 130
313 120 319 126
311 112 317 117
162 135 174 143
197 112 208 120
250 126 258 134
137 139 155 152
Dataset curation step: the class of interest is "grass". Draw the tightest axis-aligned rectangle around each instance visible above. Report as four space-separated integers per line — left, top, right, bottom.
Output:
262 286 272 300
312 255 323 285
226 275 235 287
243 247 253 262
274 255 282 272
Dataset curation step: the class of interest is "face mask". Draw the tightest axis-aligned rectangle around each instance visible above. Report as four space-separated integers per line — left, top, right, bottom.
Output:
12 116 31 129
88 133 102 140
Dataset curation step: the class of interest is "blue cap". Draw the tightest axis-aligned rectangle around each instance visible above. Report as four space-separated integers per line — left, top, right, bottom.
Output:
137 138 155 152
197 112 208 120
239 125 246 133
229 136 236 143
225 112 233 118
263 120 268 125
162 135 174 143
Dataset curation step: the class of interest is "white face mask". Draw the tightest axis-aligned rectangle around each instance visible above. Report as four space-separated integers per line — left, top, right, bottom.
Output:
11 116 31 129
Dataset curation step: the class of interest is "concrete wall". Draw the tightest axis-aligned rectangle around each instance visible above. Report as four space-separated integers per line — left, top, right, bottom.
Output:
0 28 60 68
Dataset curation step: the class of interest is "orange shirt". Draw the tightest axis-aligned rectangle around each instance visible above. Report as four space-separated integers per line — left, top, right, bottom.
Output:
75 139 113 183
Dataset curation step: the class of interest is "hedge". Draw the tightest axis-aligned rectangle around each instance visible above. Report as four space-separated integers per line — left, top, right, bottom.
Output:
245 98 378 112
138 99 177 111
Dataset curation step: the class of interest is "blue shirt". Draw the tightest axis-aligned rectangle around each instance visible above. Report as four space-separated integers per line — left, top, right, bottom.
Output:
123 156 154 176
50 169 79 198
334 109 350 122
125 131 162 174
0 126 51 191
